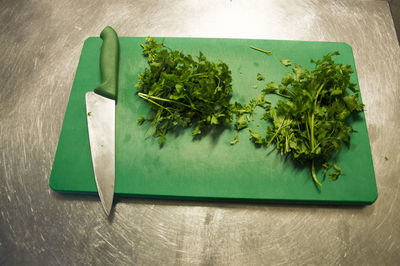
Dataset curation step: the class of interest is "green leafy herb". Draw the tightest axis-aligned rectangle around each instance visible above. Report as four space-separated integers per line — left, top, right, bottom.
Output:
257 51 364 186
257 73 265 81
280 59 291 66
385 156 389 161
230 136 239 145
252 84 259 89
136 37 234 144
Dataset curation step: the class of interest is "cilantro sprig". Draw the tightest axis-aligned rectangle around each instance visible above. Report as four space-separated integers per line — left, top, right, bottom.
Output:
255 52 364 186
136 37 234 145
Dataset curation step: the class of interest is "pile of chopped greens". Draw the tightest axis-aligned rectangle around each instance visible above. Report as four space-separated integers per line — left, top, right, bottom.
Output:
251 51 364 186
136 38 364 187
136 37 234 144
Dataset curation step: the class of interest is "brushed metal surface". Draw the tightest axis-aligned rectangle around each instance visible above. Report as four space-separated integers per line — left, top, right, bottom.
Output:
1 0 399 265
86 92 115 216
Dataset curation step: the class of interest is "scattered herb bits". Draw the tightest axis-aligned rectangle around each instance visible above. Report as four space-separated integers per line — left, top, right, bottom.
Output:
250 46 272 55
136 37 234 145
230 136 239 145
280 59 291 66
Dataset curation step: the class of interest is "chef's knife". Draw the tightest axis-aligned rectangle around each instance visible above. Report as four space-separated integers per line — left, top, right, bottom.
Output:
86 26 119 215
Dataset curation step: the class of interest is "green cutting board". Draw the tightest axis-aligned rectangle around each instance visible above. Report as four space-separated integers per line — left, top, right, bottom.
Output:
49 37 378 204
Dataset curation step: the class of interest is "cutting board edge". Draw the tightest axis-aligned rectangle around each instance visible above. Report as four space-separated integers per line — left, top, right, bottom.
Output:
48 188 377 206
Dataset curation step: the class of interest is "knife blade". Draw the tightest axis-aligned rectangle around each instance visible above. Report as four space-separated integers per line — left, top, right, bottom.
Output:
86 26 119 215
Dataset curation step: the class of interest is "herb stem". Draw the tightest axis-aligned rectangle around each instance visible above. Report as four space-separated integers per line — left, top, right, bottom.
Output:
138 93 173 115
311 142 321 153
267 119 286 147
285 136 289 153
274 92 292 99
250 46 272 55
314 82 326 106
138 92 197 111
188 73 209 79
308 82 326 151
311 160 322 187
310 112 315 149
281 87 295 96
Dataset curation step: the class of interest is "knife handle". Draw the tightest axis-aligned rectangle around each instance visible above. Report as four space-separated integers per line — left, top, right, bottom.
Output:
94 26 119 100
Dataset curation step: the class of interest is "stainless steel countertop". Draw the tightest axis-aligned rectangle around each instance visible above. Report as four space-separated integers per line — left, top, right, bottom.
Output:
1 0 399 265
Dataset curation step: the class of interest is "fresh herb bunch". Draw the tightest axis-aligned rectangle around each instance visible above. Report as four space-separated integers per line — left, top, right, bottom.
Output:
258 51 364 186
136 37 234 144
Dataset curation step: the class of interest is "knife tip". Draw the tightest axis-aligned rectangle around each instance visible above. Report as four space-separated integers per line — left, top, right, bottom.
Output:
102 202 112 216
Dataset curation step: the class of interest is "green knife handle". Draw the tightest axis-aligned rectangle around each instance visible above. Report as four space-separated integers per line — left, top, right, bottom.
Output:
94 26 119 100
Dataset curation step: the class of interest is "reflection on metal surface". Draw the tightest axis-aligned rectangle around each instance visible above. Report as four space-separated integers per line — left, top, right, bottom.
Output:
1 0 400 265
